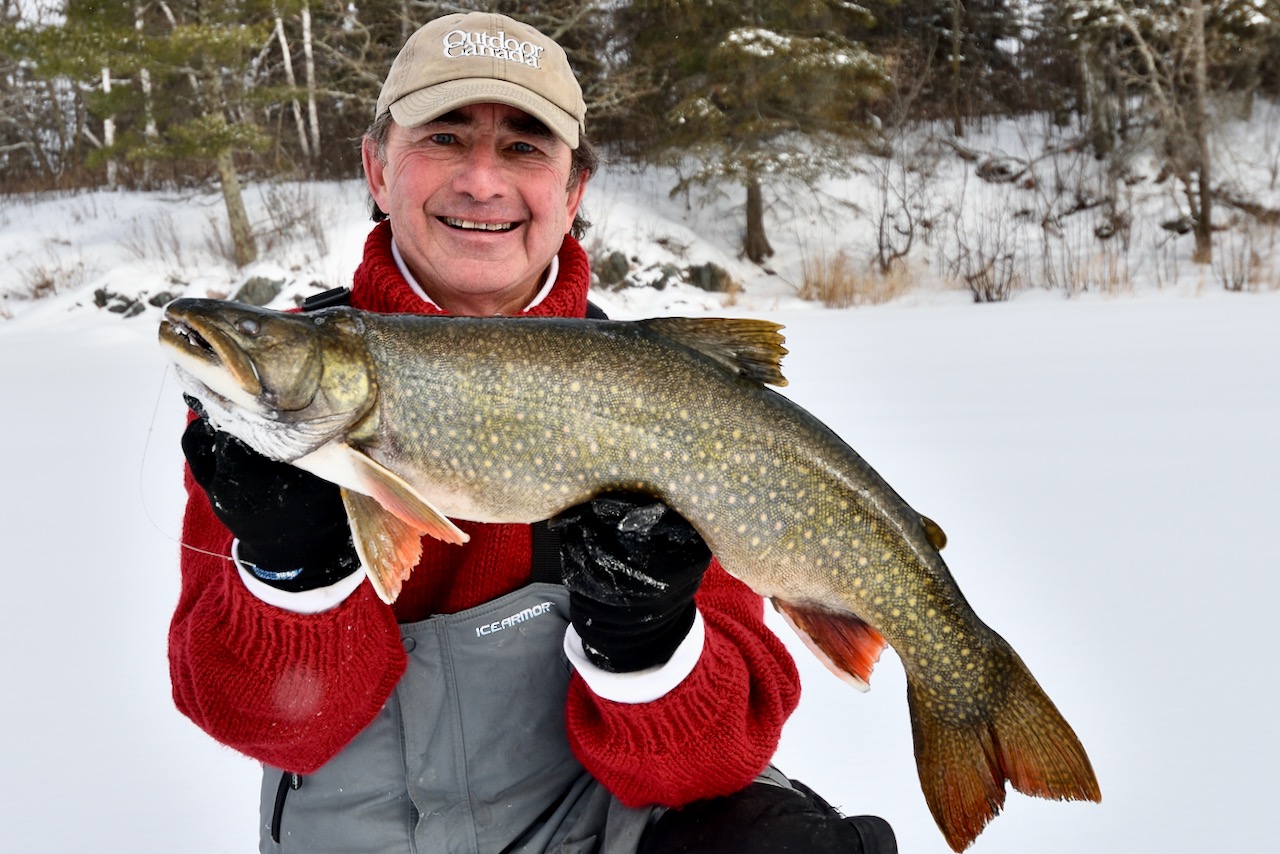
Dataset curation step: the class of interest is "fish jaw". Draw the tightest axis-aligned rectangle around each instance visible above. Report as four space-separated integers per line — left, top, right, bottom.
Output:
160 303 268 412
159 299 377 463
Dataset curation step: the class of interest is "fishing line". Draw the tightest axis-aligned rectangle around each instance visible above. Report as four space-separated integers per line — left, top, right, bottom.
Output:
138 363 235 564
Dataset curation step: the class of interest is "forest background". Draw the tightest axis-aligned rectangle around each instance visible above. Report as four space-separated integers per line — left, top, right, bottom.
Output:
5 0 1280 299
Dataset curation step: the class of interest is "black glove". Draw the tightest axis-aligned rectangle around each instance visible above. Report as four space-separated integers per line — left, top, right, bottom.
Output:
551 494 712 673
181 395 359 592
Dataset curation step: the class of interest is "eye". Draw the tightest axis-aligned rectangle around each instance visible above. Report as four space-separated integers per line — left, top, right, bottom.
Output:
236 318 261 336
511 140 537 154
429 132 458 146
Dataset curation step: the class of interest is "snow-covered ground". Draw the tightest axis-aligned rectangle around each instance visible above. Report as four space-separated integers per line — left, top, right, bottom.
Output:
2 121 1277 852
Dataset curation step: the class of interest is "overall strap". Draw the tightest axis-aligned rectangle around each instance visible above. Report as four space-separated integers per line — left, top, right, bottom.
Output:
529 521 564 585
301 286 352 311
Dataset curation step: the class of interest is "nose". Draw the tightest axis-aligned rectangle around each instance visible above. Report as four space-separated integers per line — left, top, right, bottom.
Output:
451 143 507 202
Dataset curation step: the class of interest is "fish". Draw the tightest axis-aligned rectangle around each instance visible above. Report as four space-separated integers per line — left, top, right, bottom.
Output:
159 298 1100 851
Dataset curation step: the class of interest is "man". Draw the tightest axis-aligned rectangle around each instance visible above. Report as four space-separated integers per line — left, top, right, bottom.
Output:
171 11 895 853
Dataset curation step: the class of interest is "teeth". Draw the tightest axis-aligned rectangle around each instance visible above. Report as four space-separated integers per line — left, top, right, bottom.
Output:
176 323 213 352
443 217 516 232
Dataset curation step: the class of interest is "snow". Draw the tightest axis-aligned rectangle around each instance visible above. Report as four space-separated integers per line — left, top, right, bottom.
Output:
2 125 1278 852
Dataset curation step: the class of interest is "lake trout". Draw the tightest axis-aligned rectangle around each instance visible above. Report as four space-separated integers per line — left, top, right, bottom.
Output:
159 298 1100 851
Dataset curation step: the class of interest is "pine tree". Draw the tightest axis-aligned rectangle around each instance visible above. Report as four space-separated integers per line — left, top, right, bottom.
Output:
610 0 888 263
854 0 1026 128
18 1 280 264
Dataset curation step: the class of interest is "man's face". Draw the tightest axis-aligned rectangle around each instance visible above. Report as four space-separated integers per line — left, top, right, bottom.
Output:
363 103 588 316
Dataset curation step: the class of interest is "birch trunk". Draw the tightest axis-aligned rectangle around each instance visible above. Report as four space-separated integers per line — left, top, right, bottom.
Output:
302 2 320 157
101 67 117 188
275 13 311 160
950 0 964 138
1190 0 1212 264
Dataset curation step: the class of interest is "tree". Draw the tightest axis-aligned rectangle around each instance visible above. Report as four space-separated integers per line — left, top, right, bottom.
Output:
611 0 888 263
0 0 76 188
854 0 1027 128
1062 0 1257 264
132 1 275 265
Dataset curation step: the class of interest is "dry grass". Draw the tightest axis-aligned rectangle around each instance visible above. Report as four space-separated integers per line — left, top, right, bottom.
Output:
16 251 94 302
1214 220 1280 292
797 249 914 307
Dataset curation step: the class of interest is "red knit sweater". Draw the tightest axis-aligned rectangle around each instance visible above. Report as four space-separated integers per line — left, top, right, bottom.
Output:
168 221 801 807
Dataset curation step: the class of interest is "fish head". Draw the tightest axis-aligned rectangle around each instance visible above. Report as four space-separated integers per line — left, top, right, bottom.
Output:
159 299 376 461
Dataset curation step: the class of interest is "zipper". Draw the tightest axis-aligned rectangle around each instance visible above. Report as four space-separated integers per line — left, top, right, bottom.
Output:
270 771 303 844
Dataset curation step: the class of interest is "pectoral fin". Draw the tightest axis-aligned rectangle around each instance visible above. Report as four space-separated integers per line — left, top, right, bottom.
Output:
292 444 468 604
335 446 469 546
773 600 887 692
342 488 426 604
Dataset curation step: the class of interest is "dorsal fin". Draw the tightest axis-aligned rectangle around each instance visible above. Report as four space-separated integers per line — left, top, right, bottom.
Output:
639 317 789 387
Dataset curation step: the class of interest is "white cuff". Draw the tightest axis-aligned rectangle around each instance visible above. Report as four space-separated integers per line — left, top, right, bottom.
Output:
563 610 705 704
233 539 366 614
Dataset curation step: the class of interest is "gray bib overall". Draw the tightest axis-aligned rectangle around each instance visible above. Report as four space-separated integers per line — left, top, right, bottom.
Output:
259 583 658 853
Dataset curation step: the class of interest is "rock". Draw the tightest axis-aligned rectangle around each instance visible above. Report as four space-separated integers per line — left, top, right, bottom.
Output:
651 263 682 290
688 262 735 293
232 276 286 306
975 157 1026 184
595 250 630 287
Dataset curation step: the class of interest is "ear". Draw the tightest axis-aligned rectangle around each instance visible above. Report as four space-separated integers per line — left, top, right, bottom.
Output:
564 169 590 234
362 135 391 214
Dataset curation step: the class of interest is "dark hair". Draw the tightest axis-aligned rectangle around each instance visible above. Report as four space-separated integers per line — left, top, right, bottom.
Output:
363 112 598 239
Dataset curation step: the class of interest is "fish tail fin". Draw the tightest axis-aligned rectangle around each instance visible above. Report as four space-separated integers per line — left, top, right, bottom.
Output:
908 647 1101 852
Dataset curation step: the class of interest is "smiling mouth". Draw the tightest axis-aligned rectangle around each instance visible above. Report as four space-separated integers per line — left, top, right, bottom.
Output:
441 217 519 233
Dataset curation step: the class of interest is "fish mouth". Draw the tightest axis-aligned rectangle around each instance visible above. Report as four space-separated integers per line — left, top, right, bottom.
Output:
159 303 263 398
439 216 520 233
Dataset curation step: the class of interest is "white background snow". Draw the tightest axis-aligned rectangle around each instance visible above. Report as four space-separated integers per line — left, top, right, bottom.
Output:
1 120 1277 853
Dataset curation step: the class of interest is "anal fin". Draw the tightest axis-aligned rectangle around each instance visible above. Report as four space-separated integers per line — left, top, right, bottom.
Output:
773 600 887 691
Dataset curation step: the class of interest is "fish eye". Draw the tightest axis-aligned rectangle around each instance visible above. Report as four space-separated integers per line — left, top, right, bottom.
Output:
236 318 261 336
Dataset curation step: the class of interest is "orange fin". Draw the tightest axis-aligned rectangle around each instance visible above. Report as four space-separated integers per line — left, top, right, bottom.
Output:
341 447 468 546
773 600 887 691
342 488 426 604
909 646 1102 851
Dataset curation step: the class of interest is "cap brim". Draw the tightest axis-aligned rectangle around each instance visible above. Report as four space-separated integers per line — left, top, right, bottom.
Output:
388 78 580 149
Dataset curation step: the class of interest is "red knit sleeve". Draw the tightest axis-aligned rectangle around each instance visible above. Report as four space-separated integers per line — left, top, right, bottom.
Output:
168 472 408 773
563 561 801 807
